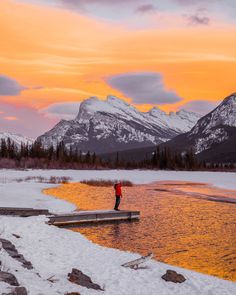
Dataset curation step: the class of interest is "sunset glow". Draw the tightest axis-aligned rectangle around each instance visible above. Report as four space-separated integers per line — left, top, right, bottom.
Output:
1 0 236 137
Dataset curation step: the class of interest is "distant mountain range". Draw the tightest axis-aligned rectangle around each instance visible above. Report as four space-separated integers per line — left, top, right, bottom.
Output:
37 95 201 154
0 132 33 148
1 93 235 164
105 93 236 164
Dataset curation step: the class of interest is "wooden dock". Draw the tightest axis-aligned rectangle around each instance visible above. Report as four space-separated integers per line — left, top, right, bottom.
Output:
0 207 140 225
48 210 140 226
0 207 50 217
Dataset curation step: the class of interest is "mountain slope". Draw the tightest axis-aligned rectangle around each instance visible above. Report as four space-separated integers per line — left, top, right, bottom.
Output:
0 132 33 148
37 96 201 154
161 93 236 162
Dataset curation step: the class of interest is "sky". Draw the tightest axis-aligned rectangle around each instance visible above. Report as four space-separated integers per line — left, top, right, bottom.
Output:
0 0 236 138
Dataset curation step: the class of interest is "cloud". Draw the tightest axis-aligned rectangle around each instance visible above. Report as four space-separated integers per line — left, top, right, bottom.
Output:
186 14 210 26
4 116 18 121
40 102 81 120
58 0 140 9
0 101 58 138
180 100 219 115
136 4 157 14
107 72 182 105
0 75 27 96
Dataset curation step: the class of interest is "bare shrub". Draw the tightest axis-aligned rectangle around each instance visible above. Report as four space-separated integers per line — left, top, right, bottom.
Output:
80 179 133 187
13 176 72 184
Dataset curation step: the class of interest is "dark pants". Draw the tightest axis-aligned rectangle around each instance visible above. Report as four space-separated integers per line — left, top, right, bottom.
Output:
114 195 121 210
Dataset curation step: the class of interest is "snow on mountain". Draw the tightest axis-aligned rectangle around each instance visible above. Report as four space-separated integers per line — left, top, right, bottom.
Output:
161 93 236 162
189 93 236 154
0 132 33 147
37 95 201 154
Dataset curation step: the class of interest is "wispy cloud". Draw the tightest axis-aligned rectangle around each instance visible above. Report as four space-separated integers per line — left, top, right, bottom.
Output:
107 72 182 105
0 101 58 138
186 12 210 26
40 101 81 119
180 100 219 115
136 4 157 14
58 0 141 10
4 116 18 121
0 75 27 96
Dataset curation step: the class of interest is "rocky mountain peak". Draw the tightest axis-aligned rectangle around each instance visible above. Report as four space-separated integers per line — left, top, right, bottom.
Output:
148 106 166 117
38 95 201 153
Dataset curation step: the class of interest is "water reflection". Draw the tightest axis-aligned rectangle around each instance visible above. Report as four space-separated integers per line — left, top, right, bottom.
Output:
44 181 236 281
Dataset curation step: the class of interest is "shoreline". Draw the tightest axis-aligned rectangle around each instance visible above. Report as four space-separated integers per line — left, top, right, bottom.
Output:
44 180 236 282
1 215 236 295
0 168 236 190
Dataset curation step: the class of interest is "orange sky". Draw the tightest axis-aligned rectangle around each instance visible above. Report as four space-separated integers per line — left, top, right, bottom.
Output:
0 0 236 136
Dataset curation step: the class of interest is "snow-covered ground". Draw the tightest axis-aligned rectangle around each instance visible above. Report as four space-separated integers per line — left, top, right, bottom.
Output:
0 216 236 295
0 169 236 294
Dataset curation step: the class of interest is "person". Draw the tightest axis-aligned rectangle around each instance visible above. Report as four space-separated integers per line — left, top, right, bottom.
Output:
114 181 122 211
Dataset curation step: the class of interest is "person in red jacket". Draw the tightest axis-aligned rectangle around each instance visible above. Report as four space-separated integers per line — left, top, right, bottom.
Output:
114 182 122 211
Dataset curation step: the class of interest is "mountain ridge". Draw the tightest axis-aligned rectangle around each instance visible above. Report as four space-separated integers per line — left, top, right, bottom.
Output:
0 132 33 148
37 95 201 154
160 93 236 162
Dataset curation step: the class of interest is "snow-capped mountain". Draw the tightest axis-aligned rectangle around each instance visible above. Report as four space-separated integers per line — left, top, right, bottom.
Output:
161 93 236 162
37 95 201 154
0 132 34 148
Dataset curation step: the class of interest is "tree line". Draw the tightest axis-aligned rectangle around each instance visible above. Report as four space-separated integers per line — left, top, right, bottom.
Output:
114 147 200 170
0 138 101 169
0 137 234 170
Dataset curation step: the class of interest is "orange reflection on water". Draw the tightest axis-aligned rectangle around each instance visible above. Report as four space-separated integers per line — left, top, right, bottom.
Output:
44 182 236 281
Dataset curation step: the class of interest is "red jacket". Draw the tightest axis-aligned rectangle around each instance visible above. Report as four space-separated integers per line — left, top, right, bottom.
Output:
115 183 122 197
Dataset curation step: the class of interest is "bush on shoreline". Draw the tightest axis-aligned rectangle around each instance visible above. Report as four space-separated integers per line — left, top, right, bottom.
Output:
13 176 72 184
80 179 133 187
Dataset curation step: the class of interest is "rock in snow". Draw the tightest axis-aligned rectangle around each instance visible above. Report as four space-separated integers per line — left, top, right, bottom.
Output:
37 96 201 154
161 270 186 283
68 268 103 290
0 271 19 286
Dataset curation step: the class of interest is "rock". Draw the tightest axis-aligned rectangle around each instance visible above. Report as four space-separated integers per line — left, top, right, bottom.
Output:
0 271 19 286
12 234 21 239
65 293 81 295
68 268 103 291
2 286 27 295
14 287 27 295
161 270 186 283
0 239 33 270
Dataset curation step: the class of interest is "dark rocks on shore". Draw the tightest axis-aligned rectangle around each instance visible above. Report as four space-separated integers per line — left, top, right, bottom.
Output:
0 238 33 270
2 287 27 295
162 270 186 283
11 287 28 295
0 271 19 286
68 268 103 291
12 234 21 239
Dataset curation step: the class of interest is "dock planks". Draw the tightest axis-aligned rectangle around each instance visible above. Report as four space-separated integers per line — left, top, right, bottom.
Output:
48 210 140 226
0 207 140 225
0 207 50 216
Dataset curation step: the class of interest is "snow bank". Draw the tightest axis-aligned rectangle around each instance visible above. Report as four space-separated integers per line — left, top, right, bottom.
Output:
0 216 235 295
0 181 76 214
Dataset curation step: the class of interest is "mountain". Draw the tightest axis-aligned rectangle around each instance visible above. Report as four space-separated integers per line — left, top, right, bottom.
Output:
160 93 236 163
37 95 201 154
0 132 34 148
